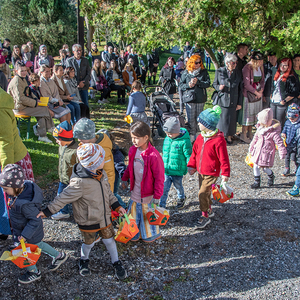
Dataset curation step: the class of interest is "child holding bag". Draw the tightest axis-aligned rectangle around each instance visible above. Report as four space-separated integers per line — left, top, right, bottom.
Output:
187 105 230 229
122 121 165 242
249 108 286 189
0 164 68 284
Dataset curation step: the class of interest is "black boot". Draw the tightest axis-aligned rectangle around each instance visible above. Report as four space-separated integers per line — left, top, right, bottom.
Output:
267 171 275 187
152 75 156 85
117 98 122 104
250 175 260 189
148 76 151 85
122 98 126 104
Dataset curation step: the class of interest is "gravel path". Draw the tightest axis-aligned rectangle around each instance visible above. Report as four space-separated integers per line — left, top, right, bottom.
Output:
1 138 300 300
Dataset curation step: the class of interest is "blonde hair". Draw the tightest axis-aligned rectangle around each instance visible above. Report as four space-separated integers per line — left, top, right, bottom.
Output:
124 62 134 72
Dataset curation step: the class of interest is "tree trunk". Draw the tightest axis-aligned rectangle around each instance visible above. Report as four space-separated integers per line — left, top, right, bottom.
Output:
85 15 94 51
203 46 219 70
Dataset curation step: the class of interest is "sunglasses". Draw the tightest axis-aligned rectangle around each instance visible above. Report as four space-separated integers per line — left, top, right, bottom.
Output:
195 61 201 65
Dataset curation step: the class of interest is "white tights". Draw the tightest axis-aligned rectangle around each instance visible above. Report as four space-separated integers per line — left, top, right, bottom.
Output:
253 163 272 176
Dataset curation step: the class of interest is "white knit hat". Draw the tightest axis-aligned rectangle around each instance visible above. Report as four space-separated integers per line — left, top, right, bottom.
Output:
77 143 105 171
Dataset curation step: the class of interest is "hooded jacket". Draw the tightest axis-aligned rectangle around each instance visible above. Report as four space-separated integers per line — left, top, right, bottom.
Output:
249 120 286 167
10 181 44 244
162 129 192 176
187 130 230 177
43 163 121 231
0 88 27 168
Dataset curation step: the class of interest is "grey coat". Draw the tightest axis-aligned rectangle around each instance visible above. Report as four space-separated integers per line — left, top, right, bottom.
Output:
65 56 91 90
9 181 44 244
212 67 243 108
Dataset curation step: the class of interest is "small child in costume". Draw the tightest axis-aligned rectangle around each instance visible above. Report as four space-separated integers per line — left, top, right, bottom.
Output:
0 164 68 284
281 103 300 176
51 121 79 220
37 144 127 279
160 117 192 209
249 108 286 189
73 118 115 192
187 105 230 229
122 121 165 242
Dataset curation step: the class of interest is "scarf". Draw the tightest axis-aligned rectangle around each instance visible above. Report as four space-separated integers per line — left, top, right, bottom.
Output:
90 169 103 182
201 129 218 138
189 68 201 76
54 74 64 91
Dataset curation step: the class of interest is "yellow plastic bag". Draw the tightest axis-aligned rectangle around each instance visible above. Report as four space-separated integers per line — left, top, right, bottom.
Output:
245 153 254 168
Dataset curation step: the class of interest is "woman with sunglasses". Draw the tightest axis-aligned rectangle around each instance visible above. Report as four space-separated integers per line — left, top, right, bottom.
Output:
179 54 210 142
270 58 300 128
212 54 242 144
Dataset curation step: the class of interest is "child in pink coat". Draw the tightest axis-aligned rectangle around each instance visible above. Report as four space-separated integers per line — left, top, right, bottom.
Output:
249 108 286 188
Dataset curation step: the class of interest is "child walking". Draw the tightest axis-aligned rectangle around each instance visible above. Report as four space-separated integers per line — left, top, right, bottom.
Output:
187 105 230 228
0 164 68 284
281 103 300 176
37 144 127 279
249 108 286 189
51 121 79 220
160 117 192 209
122 121 164 242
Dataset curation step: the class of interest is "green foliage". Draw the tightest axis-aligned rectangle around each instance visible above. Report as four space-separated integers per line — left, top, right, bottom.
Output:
81 0 300 56
0 0 77 55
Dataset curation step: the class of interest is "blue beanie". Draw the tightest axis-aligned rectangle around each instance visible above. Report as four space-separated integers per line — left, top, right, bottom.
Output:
53 121 73 141
287 103 300 119
197 105 222 131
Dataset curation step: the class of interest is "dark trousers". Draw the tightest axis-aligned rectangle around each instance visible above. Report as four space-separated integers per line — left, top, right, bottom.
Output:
79 103 90 119
270 102 287 128
109 84 125 99
285 147 298 170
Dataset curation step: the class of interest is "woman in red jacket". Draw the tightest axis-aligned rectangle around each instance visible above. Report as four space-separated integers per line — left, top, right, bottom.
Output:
188 105 230 228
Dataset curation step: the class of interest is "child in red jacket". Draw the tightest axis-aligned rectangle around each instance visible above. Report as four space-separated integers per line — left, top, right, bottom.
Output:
187 105 230 228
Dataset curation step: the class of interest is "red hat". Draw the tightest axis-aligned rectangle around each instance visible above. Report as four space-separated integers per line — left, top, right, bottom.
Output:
52 121 73 141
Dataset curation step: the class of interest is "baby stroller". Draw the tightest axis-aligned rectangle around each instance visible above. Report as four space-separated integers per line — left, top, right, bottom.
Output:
144 85 185 137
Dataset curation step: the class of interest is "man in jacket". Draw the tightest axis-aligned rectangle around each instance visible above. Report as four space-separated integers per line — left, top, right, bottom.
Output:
66 44 91 108
147 49 160 85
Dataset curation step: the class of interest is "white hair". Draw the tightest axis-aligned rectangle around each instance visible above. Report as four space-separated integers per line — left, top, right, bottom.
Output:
225 53 237 65
72 44 82 52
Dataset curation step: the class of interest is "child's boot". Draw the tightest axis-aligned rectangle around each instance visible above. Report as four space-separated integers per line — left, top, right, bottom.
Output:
176 197 186 209
281 167 290 177
79 259 91 276
148 76 151 85
250 175 260 189
267 171 275 187
113 260 127 280
287 185 300 197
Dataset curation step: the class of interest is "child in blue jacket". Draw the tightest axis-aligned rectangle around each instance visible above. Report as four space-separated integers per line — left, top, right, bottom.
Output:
281 103 300 176
0 164 68 284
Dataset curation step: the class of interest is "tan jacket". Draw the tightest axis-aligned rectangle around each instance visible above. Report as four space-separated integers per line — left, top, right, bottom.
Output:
7 75 37 111
44 164 120 230
52 75 70 102
40 77 62 103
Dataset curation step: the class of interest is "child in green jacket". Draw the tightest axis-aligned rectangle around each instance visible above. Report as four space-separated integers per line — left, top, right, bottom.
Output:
159 117 192 208
51 121 79 220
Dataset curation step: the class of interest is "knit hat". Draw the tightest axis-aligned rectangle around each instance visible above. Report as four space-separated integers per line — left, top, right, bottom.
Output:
0 164 25 188
77 143 105 171
73 118 96 140
287 103 300 119
176 61 184 69
197 105 222 131
0 55 5 64
257 108 273 127
53 121 73 141
163 117 180 133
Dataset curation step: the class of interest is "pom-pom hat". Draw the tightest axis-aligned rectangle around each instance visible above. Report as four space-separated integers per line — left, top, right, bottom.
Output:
287 103 300 119
197 105 222 131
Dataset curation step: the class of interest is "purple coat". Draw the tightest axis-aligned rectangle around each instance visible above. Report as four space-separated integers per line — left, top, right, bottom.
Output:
249 120 286 167
242 63 265 97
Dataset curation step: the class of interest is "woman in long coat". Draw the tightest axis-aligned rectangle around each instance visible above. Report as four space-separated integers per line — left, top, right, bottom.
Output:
212 53 242 144
159 57 177 99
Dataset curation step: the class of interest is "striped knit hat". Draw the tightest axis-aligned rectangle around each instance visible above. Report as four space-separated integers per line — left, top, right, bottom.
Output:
52 121 73 141
77 143 105 171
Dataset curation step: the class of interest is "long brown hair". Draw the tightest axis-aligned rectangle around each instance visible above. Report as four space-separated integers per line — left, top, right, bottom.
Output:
130 121 153 145
93 59 103 76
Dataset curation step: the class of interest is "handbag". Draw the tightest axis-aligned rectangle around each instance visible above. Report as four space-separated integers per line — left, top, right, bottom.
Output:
247 91 261 103
211 90 220 105
182 89 196 103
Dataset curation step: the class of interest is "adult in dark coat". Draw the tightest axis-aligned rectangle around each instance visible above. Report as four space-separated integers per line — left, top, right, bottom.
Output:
147 49 160 85
66 44 91 108
159 57 176 99
263 52 278 109
212 54 242 144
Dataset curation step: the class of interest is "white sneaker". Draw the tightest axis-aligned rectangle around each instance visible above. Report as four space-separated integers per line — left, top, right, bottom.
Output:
102 99 109 103
51 212 70 220
38 136 52 143
33 124 39 136
97 99 104 104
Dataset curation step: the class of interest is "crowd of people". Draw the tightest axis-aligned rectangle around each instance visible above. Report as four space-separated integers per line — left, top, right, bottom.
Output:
1 38 300 284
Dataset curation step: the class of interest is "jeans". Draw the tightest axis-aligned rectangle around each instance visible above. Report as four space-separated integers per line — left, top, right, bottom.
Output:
79 89 89 107
205 56 211 70
270 102 287 129
67 101 81 124
160 175 185 208
26 241 59 273
295 166 300 188
57 182 69 214
114 173 126 209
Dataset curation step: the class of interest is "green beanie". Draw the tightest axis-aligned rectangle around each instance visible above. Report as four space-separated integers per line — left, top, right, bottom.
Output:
197 105 222 130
